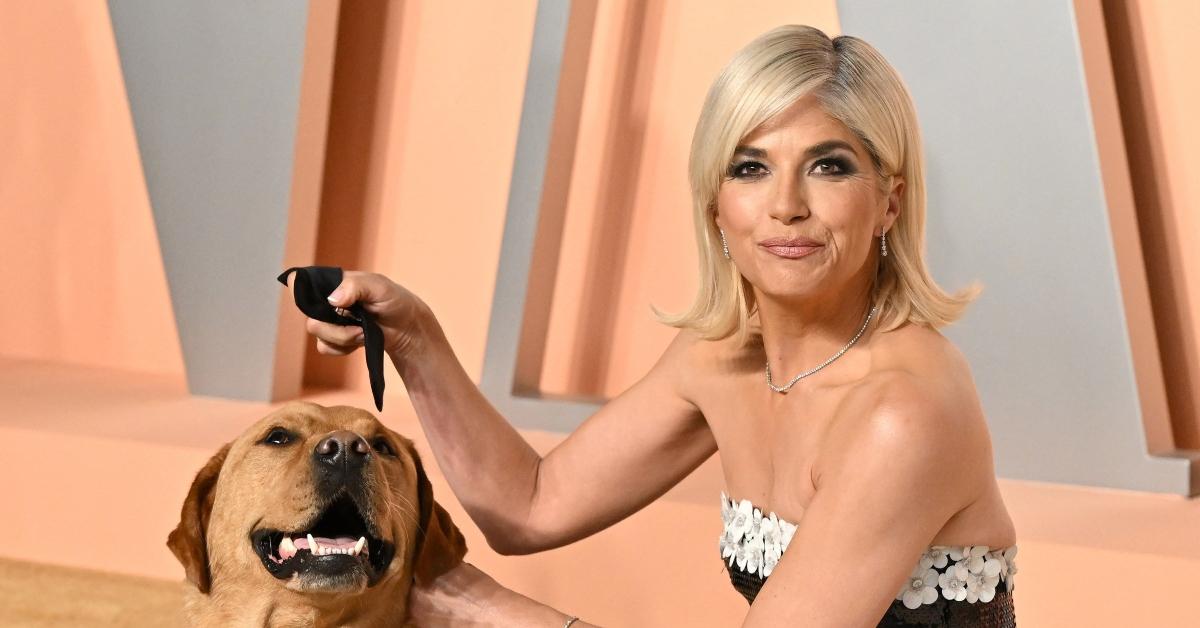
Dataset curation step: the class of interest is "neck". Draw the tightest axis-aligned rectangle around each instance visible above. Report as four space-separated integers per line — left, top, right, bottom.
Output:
754 277 877 385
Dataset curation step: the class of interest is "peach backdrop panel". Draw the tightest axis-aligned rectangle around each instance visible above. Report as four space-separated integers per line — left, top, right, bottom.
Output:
1107 0 1200 448
0 0 183 377
303 0 540 399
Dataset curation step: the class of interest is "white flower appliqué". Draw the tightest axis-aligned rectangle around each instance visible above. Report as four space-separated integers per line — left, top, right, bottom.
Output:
759 512 787 577
919 546 950 570
937 567 969 602
898 565 940 609
1000 546 1019 592
720 494 1018 608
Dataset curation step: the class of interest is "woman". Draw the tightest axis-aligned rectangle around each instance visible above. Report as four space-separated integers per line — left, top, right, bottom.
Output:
308 25 1018 627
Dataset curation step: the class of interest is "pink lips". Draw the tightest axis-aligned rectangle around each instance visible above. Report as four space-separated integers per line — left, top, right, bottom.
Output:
759 236 823 259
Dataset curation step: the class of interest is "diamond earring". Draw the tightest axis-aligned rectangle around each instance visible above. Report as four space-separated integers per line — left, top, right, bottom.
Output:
720 229 731 259
880 229 888 257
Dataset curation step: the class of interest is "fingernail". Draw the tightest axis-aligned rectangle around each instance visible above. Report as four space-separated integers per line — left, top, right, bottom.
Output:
327 289 344 304
355 331 365 343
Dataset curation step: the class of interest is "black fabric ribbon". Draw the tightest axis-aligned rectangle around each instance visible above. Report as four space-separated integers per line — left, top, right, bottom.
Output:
277 266 386 411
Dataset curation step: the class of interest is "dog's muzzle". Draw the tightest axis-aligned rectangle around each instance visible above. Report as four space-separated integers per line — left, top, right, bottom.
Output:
248 430 396 588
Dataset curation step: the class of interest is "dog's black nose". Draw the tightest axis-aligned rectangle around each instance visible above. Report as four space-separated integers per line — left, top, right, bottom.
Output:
314 430 371 469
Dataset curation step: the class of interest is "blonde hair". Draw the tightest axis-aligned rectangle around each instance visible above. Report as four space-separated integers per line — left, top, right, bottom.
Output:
653 24 981 347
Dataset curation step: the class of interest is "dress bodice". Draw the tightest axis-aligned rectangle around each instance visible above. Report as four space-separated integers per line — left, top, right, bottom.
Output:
719 493 1018 627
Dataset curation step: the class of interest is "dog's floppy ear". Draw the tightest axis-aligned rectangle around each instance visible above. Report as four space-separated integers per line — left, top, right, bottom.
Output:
167 442 231 594
407 444 467 586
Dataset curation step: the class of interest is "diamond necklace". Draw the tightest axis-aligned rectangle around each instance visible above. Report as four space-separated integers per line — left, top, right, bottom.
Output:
765 302 878 394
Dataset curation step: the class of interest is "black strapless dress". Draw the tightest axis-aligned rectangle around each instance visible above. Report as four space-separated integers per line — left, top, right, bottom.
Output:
720 493 1018 627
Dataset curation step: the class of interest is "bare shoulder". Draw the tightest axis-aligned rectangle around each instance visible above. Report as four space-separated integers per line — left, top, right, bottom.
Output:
815 326 990 494
653 326 759 398
643 327 708 404
651 327 706 376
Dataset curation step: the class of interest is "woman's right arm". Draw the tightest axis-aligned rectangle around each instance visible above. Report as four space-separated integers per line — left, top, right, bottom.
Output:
308 271 716 555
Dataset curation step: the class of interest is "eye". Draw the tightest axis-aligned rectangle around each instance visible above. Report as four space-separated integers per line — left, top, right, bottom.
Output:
261 427 294 446
811 157 851 176
728 161 767 179
371 436 396 457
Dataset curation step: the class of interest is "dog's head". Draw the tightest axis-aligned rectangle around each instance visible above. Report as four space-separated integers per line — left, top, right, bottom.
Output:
167 401 465 602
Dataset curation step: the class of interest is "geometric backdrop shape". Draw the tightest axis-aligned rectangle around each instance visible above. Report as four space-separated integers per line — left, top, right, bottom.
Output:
107 1 315 401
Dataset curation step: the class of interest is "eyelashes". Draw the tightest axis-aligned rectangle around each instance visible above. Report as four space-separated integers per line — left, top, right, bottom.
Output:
726 157 855 180
727 161 766 179
812 157 854 176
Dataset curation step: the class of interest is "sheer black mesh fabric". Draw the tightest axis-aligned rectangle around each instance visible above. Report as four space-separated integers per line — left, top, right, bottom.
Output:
723 555 1016 627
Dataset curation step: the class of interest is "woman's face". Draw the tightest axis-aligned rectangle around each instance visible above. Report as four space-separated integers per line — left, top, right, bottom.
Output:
714 94 901 305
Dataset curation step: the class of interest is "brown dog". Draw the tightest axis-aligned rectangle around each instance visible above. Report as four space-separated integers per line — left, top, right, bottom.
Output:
168 401 466 626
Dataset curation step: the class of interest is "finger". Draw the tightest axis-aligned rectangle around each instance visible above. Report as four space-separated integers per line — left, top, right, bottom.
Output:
327 271 388 308
306 317 365 346
316 338 359 356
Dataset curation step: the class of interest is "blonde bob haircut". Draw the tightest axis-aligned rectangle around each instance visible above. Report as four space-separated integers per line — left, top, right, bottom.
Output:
653 24 981 348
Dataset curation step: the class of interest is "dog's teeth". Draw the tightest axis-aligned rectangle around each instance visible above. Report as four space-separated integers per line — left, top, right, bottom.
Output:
307 533 319 554
354 537 366 556
279 536 296 556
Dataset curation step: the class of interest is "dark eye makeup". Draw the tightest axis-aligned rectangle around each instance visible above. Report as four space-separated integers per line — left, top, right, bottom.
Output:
728 161 767 179
811 157 854 176
725 156 855 180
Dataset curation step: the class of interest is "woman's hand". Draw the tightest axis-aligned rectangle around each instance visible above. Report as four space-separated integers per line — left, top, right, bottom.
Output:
305 270 433 363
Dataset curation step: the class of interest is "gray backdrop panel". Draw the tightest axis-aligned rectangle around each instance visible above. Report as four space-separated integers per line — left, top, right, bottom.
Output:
837 0 1192 493
108 1 309 400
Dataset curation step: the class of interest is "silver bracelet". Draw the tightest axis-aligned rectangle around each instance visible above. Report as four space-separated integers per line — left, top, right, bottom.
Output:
563 617 580 628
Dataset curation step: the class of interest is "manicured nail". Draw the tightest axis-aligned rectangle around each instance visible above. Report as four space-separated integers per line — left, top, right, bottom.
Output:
327 288 344 304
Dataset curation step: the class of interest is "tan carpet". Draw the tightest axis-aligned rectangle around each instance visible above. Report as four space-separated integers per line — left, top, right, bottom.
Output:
0 558 183 627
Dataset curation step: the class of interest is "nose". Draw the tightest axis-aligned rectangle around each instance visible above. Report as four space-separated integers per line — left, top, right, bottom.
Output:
768 175 809 223
313 430 371 469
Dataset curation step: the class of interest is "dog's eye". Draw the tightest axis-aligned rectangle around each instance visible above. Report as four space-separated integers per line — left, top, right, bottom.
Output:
371 437 396 457
262 427 294 446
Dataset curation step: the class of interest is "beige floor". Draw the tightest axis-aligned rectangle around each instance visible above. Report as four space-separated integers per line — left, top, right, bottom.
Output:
0 558 182 627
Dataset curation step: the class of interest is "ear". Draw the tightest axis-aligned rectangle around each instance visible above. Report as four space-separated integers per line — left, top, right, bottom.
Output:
166 442 231 594
885 174 904 222
407 444 467 586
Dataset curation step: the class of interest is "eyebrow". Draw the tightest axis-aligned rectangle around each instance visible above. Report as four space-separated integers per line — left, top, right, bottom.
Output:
733 139 856 161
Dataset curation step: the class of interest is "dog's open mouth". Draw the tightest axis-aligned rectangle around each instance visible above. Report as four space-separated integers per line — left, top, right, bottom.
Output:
249 492 395 587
